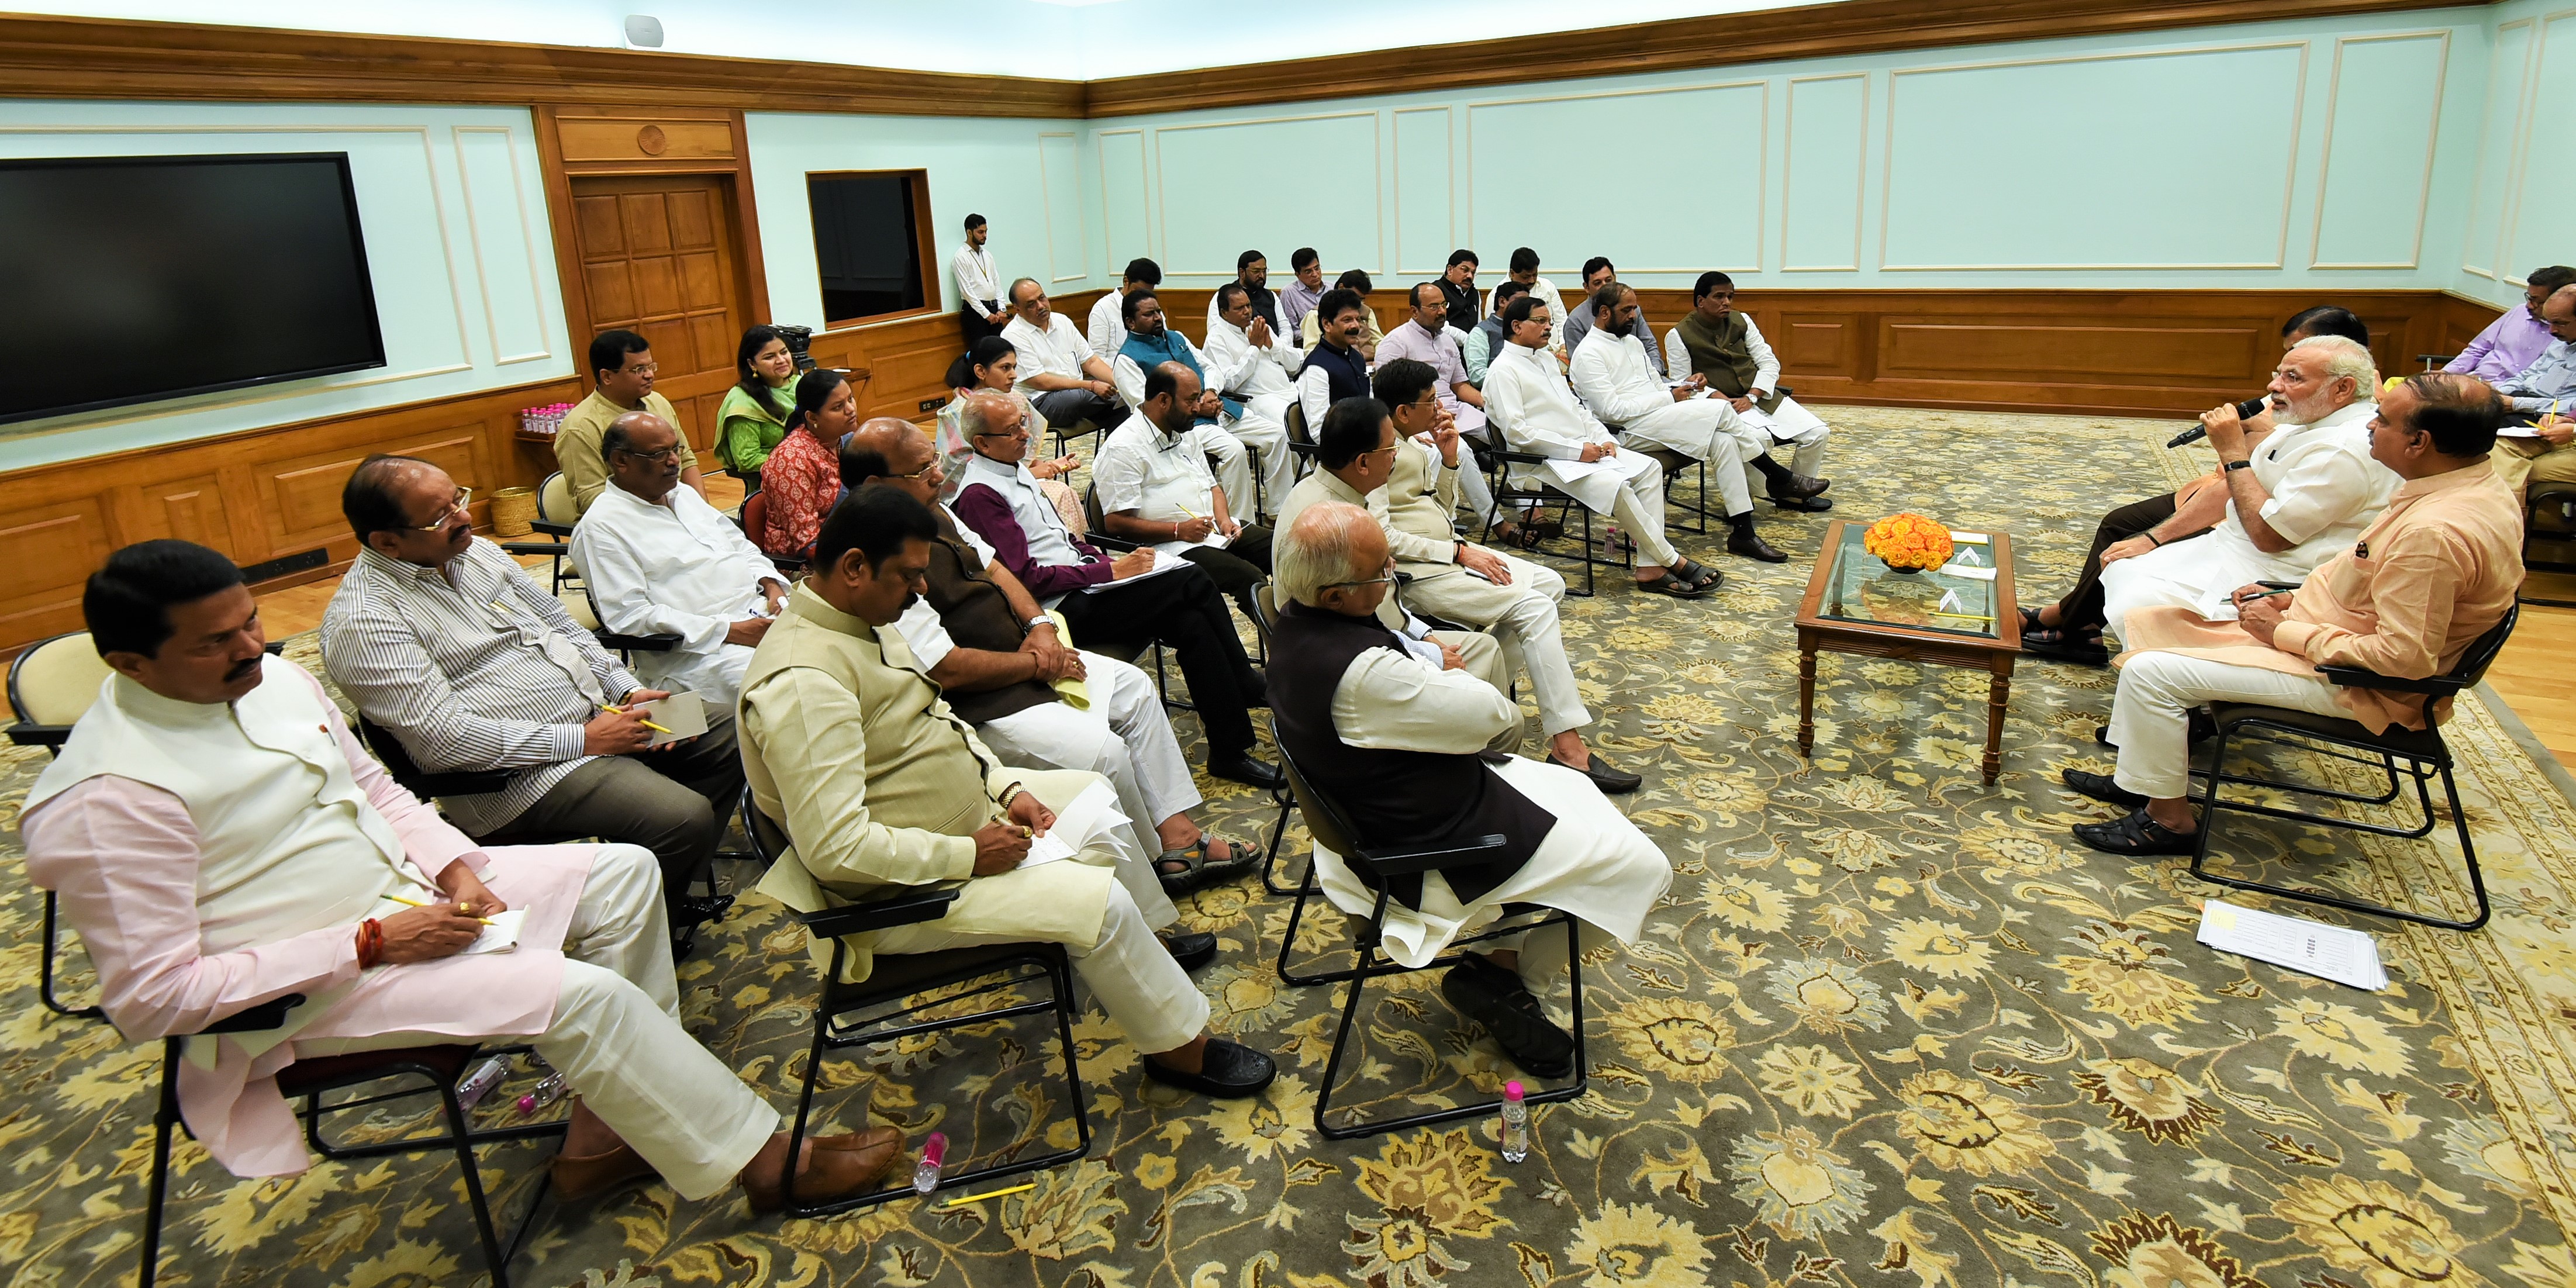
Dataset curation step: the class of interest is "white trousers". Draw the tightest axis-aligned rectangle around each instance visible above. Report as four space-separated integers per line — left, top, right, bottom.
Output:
1743 398 1832 479
1405 555 1590 736
974 651 1203 888
2109 651 2349 800
2098 529 2288 643
1605 457 1683 567
302 844 778 1200
1222 395 1296 517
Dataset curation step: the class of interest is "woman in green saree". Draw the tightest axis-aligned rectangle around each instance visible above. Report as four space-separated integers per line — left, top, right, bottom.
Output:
716 325 797 495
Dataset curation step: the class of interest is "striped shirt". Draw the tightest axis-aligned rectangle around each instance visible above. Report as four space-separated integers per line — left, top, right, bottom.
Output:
320 542 640 835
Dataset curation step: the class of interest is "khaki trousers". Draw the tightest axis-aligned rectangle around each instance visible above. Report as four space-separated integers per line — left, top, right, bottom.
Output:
2494 436 2576 497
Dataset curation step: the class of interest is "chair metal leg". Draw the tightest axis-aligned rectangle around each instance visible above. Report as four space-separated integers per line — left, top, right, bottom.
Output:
781 1002 835 1213
436 1077 513 1288
1259 788 1306 897
40 891 103 1020
139 1044 181 1288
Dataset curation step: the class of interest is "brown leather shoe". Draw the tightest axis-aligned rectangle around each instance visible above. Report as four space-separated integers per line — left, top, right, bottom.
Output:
550 1140 660 1202
741 1129 906 1213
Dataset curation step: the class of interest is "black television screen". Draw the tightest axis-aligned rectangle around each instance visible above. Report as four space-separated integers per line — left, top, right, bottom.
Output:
0 152 386 426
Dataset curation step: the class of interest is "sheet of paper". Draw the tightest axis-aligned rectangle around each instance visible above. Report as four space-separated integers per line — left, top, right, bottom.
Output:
2498 424 2547 438
1947 530 1991 544
462 908 527 955
1082 549 1191 592
1016 831 1076 868
1012 778 1125 868
631 690 709 747
2197 899 2386 990
1939 563 1997 582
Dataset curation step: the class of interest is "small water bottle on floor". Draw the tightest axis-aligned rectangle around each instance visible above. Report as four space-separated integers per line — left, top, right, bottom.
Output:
454 1056 510 1111
913 1132 948 1195
1499 1081 1529 1163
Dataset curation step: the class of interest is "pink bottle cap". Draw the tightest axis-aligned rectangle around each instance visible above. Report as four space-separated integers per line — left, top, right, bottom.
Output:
1505 1080 1525 1099
922 1131 948 1165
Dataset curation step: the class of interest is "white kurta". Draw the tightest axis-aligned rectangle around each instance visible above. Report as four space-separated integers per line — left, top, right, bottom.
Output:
1308 644 1671 977
1482 341 1664 514
1487 276 1569 351
1093 420 1236 552
2100 399 2397 640
1086 292 1130 359
1108 341 1263 515
1002 312 1098 392
1570 328 1765 465
1663 320 1833 477
1203 315 1304 494
570 482 782 706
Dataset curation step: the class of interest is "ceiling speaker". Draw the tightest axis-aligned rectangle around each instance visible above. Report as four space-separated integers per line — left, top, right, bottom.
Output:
623 15 664 48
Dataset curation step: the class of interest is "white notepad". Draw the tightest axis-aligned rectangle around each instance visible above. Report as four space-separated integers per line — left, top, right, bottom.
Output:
462 908 528 955
2197 899 2385 990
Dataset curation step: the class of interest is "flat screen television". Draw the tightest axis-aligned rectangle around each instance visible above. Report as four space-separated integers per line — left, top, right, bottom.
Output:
0 152 386 426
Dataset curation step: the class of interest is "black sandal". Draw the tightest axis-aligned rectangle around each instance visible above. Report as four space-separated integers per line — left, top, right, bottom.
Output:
1634 571 1712 599
2071 807 2199 856
1155 835 1263 895
1670 558 1724 590
1491 519 1543 551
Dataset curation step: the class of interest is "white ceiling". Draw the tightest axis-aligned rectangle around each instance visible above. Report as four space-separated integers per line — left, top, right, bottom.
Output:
17 0 1805 82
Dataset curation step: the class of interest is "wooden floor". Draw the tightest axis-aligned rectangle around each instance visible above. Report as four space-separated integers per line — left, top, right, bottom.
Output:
33 472 2576 774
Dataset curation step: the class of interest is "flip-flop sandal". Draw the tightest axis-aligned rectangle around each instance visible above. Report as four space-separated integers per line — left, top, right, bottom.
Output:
1521 509 1565 538
1635 571 1712 599
1154 835 1264 895
1491 520 1542 551
1672 558 1724 589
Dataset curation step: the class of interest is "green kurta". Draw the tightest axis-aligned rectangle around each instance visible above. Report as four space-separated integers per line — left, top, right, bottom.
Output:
716 381 796 474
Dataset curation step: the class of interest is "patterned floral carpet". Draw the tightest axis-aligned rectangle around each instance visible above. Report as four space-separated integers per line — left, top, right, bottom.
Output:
9 408 2576 1288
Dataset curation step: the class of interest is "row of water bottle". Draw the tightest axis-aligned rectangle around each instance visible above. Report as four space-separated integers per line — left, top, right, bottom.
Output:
518 403 578 438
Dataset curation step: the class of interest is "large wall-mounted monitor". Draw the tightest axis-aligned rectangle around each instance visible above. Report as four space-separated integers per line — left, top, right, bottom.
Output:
0 152 387 426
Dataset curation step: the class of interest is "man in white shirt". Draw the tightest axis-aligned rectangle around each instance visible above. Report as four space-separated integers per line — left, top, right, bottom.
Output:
2100 336 2397 641
1484 295 1723 598
842 419 1263 899
1266 502 1672 1076
569 413 788 707
1002 277 1131 440
1096 362 1275 619
1109 291 1275 518
1665 272 1836 512
952 213 1007 344
1202 282 1304 480
1486 247 1567 357
1570 281 1794 563
1087 257 1161 360
1205 250 1279 335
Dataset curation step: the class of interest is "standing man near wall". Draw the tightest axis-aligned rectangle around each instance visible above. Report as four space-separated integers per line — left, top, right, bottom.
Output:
954 214 1009 346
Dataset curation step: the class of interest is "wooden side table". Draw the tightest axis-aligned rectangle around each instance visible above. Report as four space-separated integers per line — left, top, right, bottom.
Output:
1793 520 2021 786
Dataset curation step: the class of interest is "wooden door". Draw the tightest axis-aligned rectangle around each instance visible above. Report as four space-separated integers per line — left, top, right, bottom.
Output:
568 173 745 456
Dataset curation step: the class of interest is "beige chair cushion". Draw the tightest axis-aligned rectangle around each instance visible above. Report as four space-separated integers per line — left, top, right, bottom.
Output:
560 590 602 633
13 633 112 726
538 472 578 526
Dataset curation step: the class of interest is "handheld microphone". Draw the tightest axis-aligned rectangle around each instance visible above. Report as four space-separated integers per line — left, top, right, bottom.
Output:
2168 398 2271 448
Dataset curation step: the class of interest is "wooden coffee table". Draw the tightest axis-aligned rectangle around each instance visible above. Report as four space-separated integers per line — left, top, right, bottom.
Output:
1794 520 2021 786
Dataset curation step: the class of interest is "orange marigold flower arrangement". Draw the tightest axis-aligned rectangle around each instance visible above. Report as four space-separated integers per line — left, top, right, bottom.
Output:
1863 513 1954 572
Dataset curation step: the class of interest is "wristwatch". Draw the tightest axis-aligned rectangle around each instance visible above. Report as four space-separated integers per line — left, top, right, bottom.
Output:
1026 614 1054 631
2224 459 2253 472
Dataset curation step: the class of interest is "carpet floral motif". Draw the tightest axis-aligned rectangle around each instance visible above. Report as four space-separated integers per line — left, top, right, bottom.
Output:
5 408 2576 1288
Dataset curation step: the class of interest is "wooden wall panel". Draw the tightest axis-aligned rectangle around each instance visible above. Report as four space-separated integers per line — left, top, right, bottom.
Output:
0 377 581 654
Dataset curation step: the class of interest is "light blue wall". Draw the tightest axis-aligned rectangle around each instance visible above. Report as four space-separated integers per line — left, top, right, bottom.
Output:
1085 6 2510 297
743 111 1097 332
2454 0 2574 308
0 99 571 472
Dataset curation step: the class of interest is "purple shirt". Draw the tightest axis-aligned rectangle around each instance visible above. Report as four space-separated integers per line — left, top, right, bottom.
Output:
2445 305 2556 384
1375 319 1471 410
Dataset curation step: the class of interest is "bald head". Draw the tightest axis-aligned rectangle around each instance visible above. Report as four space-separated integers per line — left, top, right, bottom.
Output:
603 410 682 502
1277 500 1389 610
2544 285 2576 344
958 390 1029 464
841 416 941 501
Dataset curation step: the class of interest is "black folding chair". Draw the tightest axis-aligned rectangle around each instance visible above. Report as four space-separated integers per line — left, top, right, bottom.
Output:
2519 482 2576 609
2188 603 2519 931
138 995 562 1288
739 790 1092 1216
1270 742 1586 1138
1475 444 1618 596
1076 481 1201 700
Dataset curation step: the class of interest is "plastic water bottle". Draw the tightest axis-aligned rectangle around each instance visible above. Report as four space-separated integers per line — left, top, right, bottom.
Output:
912 1131 948 1194
454 1056 510 1111
516 1072 567 1116
1499 1081 1529 1162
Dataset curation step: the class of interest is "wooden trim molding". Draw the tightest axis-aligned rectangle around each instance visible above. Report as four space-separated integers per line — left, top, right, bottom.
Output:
0 2 2480 121
0 13 1084 118
1082 0 2472 116
0 375 582 654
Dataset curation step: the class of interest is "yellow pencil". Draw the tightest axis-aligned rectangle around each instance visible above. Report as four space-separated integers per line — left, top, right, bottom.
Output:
385 894 493 924
601 705 675 734
942 1183 1035 1207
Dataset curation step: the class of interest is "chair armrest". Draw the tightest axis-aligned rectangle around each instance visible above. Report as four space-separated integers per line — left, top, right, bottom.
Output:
768 555 809 574
1487 448 1552 465
202 993 306 1035
1355 834 1511 877
1287 441 1320 459
2317 665 2465 696
1774 384 1794 400
6 721 71 748
797 884 964 939
264 641 285 657
530 519 574 537
1089 531 1144 554
594 631 682 652
499 541 568 558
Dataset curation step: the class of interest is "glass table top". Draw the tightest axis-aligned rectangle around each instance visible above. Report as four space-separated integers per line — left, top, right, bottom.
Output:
1815 523 2001 639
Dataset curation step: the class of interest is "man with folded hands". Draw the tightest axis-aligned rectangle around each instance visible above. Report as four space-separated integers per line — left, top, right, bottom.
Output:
2062 374 2522 855
23 540 901 1213
1264 502 1672 1076
738 488 1277 1099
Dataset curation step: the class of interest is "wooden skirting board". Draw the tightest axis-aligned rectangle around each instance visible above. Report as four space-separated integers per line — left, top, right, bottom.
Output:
0 285 2494 655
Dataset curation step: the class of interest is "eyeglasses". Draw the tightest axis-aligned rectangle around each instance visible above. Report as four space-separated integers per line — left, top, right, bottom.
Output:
1359 445 1401 461
615 446 680 464
399 488 473 532
616 362 658 376
1320 574 1396 591
895 459 942 481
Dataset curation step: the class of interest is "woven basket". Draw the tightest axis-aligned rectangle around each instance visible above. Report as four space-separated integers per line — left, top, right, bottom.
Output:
489 486 536 537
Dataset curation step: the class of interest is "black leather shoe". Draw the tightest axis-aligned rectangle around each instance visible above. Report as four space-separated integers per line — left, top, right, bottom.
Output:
2072 807 2201 857
1207 754 1285 790
1770 493 1833 512
1548 751 1642 794
2060 768 2147 809
1143 1038 1277 1098
1772 472 1831 499
1161 931 1219 972
671 894 734 928
2024 635 2111 667
1726 529 1790 562
1442 956 1575 1079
